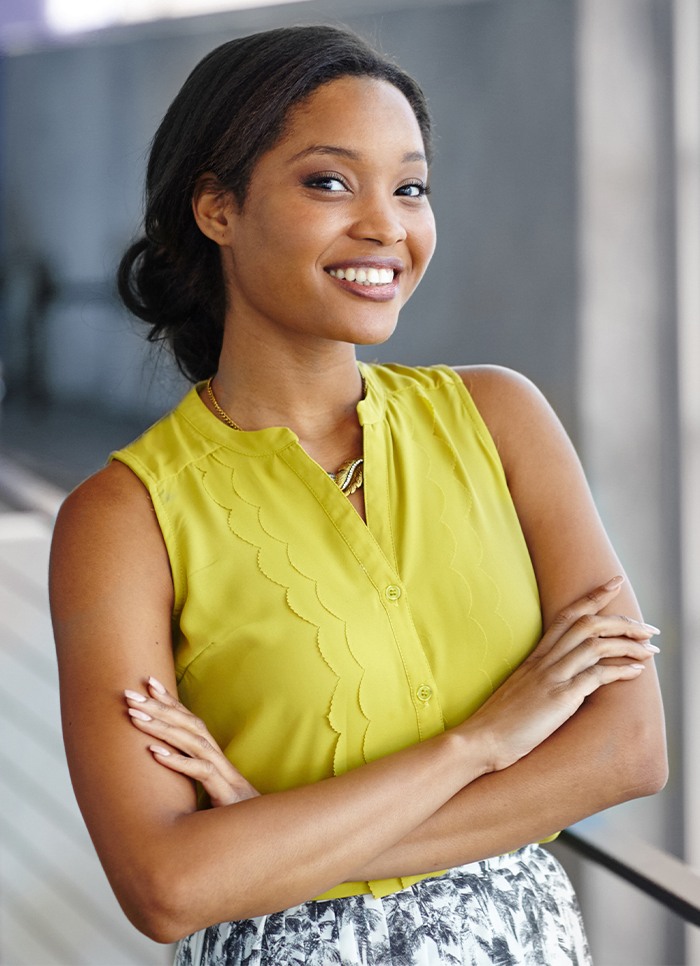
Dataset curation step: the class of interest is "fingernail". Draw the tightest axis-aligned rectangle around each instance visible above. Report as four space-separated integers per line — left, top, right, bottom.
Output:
604 575 624 590
644 641 661 653
642 623 661 635
149 744 170 756
124 689 147 702
148 676 167 694
630 663 646 670
128 708 152 721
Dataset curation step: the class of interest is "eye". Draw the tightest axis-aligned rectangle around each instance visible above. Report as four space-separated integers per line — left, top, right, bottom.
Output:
395 181 431 199
302 172 350 192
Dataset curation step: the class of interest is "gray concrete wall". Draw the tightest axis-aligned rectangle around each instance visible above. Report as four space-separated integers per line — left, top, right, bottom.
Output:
0 0 578 427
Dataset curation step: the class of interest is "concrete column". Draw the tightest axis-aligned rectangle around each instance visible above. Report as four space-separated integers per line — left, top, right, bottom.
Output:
673 0 700 960
576 1 683 962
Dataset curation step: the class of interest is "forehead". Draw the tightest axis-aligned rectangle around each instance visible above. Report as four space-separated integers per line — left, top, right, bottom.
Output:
278 76 426 160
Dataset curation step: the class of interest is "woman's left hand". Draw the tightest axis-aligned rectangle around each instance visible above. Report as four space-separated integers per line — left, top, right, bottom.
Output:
125 677 260 807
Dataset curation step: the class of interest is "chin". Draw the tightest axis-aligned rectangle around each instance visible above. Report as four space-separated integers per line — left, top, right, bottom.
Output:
353 331 395 348
346 315 400 347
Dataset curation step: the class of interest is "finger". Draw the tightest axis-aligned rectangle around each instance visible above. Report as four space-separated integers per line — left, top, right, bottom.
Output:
596 650 658 668
544 575 627 633
566 660 646 701
125 689 210 737
127 706 249 787
147 677 188 713
127 709 221 762
594 613 661 638
147 676 177 702
126 679 261 802
551 635 657 683
125 689 254 787
542 612 660 666
556 575 626 624
533 577 626 657
147 745 252 806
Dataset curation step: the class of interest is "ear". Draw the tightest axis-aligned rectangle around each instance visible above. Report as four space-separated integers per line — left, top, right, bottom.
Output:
192 173 237 246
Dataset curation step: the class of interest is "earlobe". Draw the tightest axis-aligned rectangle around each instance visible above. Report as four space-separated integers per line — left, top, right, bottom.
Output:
192 172 235 246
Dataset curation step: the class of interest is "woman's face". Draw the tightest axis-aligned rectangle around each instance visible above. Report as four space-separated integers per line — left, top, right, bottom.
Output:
215 75 436 351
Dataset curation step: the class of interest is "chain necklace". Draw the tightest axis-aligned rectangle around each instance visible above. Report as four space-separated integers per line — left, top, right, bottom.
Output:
206 377 364 496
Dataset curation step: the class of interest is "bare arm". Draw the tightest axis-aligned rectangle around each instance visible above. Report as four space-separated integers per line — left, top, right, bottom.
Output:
351 366 668 879
51 445 655 942
51 464 486 938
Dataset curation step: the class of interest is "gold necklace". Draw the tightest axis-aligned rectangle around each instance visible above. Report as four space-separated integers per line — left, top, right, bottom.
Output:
206 377 364 496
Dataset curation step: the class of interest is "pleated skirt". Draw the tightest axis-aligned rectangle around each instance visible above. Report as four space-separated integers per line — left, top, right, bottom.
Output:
174 844 591 965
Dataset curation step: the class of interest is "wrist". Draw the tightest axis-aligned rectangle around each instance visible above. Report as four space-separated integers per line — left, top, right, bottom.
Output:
443 722 496 785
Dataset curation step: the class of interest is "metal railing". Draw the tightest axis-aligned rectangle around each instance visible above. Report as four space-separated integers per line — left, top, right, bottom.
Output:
562 820 700 927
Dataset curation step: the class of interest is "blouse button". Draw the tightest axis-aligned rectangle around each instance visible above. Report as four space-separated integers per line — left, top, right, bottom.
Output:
385 584 402 601
416 685 433 702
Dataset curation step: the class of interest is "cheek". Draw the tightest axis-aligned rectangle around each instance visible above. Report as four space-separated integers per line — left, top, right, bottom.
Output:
239 197 313 261
250 214 330 274
411 210 437 276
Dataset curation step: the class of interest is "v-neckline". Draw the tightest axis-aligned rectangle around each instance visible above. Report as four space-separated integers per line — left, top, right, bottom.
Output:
184 362 396 568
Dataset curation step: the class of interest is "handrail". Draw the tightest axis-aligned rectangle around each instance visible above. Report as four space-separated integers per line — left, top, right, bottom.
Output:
561 819 700 926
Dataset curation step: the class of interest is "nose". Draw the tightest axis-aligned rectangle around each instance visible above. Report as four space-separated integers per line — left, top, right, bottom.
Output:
347 192 407 246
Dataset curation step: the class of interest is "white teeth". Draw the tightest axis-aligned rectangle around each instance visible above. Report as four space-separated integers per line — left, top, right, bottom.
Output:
329 267 395 285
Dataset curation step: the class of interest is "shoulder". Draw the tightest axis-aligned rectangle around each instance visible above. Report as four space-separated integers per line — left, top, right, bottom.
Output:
452 365 574 482
53 461 159 542
111 384 214 485
50 462 173 622
454 364 554 429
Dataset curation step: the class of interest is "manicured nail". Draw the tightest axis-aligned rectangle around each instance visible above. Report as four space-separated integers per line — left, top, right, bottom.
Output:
124 689 147 702
644 641 661 653
148 676 167 695
641 623 661 635
604 575 624 590
149 745 171 757
128 708 152 721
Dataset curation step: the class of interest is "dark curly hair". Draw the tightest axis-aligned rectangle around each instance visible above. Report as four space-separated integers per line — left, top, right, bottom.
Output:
117 24 433 383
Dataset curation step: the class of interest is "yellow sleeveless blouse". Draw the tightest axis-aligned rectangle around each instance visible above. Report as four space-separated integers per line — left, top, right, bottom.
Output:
113 363 543 900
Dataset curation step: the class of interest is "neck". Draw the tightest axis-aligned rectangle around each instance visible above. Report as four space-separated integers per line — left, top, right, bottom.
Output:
211 332 365 446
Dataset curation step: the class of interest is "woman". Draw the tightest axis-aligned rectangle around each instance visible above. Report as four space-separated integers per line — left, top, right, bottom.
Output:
50 24 667 965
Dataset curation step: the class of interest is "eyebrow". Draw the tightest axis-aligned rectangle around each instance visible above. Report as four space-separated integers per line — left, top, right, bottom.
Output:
288 144 427 165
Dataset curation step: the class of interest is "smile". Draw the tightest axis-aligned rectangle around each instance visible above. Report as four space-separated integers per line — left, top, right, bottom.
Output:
328 267 395 286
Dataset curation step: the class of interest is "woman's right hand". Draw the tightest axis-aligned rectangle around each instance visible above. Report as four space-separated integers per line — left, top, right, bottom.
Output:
125 677 260 807
462 576 660 772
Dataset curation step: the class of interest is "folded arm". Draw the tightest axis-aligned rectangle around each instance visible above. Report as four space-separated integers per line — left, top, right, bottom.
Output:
50 368 666 943
351 367 667 880
51 467 492 939
139 367 666 885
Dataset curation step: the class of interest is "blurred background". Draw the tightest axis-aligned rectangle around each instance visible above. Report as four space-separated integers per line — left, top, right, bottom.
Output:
0 0 698 963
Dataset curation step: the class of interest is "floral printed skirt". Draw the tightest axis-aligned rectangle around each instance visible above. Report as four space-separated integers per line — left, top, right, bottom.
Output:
174 844 591 965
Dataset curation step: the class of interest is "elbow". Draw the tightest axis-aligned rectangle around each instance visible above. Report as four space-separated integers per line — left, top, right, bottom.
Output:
614 752 668 802
582 679 669 805
623 741 669 799
129 906 186 947
116 859 263 944
115 865 203 945
605 719 669 803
